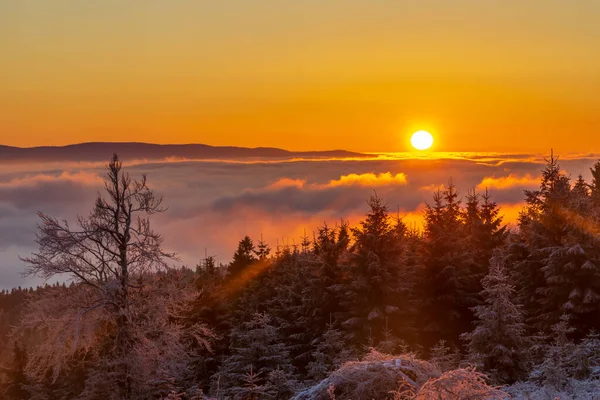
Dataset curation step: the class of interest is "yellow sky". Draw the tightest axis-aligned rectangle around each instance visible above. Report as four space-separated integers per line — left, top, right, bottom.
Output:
1 1 599 152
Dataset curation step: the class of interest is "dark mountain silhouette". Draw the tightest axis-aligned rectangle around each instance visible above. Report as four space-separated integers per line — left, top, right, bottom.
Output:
0 142 368 163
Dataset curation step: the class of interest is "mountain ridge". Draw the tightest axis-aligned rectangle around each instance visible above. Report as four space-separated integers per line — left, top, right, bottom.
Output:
0 142 368 162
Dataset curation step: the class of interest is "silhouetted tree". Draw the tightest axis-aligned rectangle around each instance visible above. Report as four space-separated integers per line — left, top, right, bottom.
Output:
228 236 257 277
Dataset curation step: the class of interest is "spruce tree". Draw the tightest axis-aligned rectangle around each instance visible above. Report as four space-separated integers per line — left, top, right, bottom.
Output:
418 182 473 350
306 321 353 381
514 152 579 332
228 236 257 276
461 257 532 384
429 340 459 372
254 234 271 260
214 312 295 397
336 194 411 348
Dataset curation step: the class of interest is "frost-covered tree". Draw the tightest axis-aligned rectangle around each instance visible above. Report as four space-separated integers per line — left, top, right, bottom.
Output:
429 340 459 373
461 257 532 383
307 322 354 381
18 156 214 398
531 314 600 391
18 271 214 399
214 312 296 398
531 314 575 388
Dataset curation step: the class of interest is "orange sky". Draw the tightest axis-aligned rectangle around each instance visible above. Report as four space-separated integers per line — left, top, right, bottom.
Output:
2 1 600 152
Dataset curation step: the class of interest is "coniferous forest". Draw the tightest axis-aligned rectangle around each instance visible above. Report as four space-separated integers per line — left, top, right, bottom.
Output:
2 153 600 399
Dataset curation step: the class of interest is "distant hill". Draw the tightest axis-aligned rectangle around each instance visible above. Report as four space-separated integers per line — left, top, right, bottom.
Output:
0 142 368 163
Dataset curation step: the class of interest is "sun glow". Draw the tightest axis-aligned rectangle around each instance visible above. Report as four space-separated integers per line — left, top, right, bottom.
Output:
410 130 434 150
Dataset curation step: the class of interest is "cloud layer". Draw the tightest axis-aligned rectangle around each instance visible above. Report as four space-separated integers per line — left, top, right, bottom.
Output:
1 153 599 289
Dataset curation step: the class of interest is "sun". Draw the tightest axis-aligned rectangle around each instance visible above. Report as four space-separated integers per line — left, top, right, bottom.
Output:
410 130 434 150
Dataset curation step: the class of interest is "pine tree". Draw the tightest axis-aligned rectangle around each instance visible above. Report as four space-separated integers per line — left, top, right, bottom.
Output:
429 340 459 372
532 314 575 388
461 257 532 384
196 250 222 288
300 229 311 254
514 152 581 333
228 236 257 276
254 234 271 260
570 174 591 214
214 312 295 397
522 155 600 335
336 194 412 348
418 182 473 350
478 189 507 263
264 368 297 399
230 365 268 400
307 321 353 381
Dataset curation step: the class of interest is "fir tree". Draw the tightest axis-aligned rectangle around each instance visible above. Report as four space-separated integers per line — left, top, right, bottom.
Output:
307 321 354 381
228 236 257 276
532 314 575 388
461 257 532 383
214 312 295 397
514 152 577 332
254 234 271 260
429 340 459 372
418 182 473 350
337 194 412 348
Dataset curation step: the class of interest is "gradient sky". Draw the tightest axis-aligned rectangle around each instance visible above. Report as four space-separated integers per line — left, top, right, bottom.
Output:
2 1 600 152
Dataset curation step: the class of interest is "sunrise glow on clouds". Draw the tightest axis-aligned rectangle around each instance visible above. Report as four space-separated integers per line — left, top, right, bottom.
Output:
477 174 540 190
1 152 599 288
327 172 408 187
264 172 408 192
0 171 103 188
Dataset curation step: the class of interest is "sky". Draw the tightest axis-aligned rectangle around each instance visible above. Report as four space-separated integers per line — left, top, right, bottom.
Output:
1 152 600 289
2 1 600 152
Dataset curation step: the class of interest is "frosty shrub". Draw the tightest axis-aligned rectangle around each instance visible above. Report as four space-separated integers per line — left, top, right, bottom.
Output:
415 366 506 399
293 349 439 400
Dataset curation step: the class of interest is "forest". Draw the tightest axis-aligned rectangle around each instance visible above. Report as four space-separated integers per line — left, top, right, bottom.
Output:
2 153 600 399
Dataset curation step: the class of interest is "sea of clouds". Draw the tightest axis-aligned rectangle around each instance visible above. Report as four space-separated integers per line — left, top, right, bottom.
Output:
1 152 599 289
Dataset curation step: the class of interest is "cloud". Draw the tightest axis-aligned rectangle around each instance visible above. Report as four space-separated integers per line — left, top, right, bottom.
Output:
476 174 540 190
326 172 407 187
0 171 102 212
262 172 408 192
264 178 306 190
213 172 414 215
0 171 103 188
419 183 446 193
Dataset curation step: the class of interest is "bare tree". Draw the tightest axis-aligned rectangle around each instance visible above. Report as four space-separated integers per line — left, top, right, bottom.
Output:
21 154 176 398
